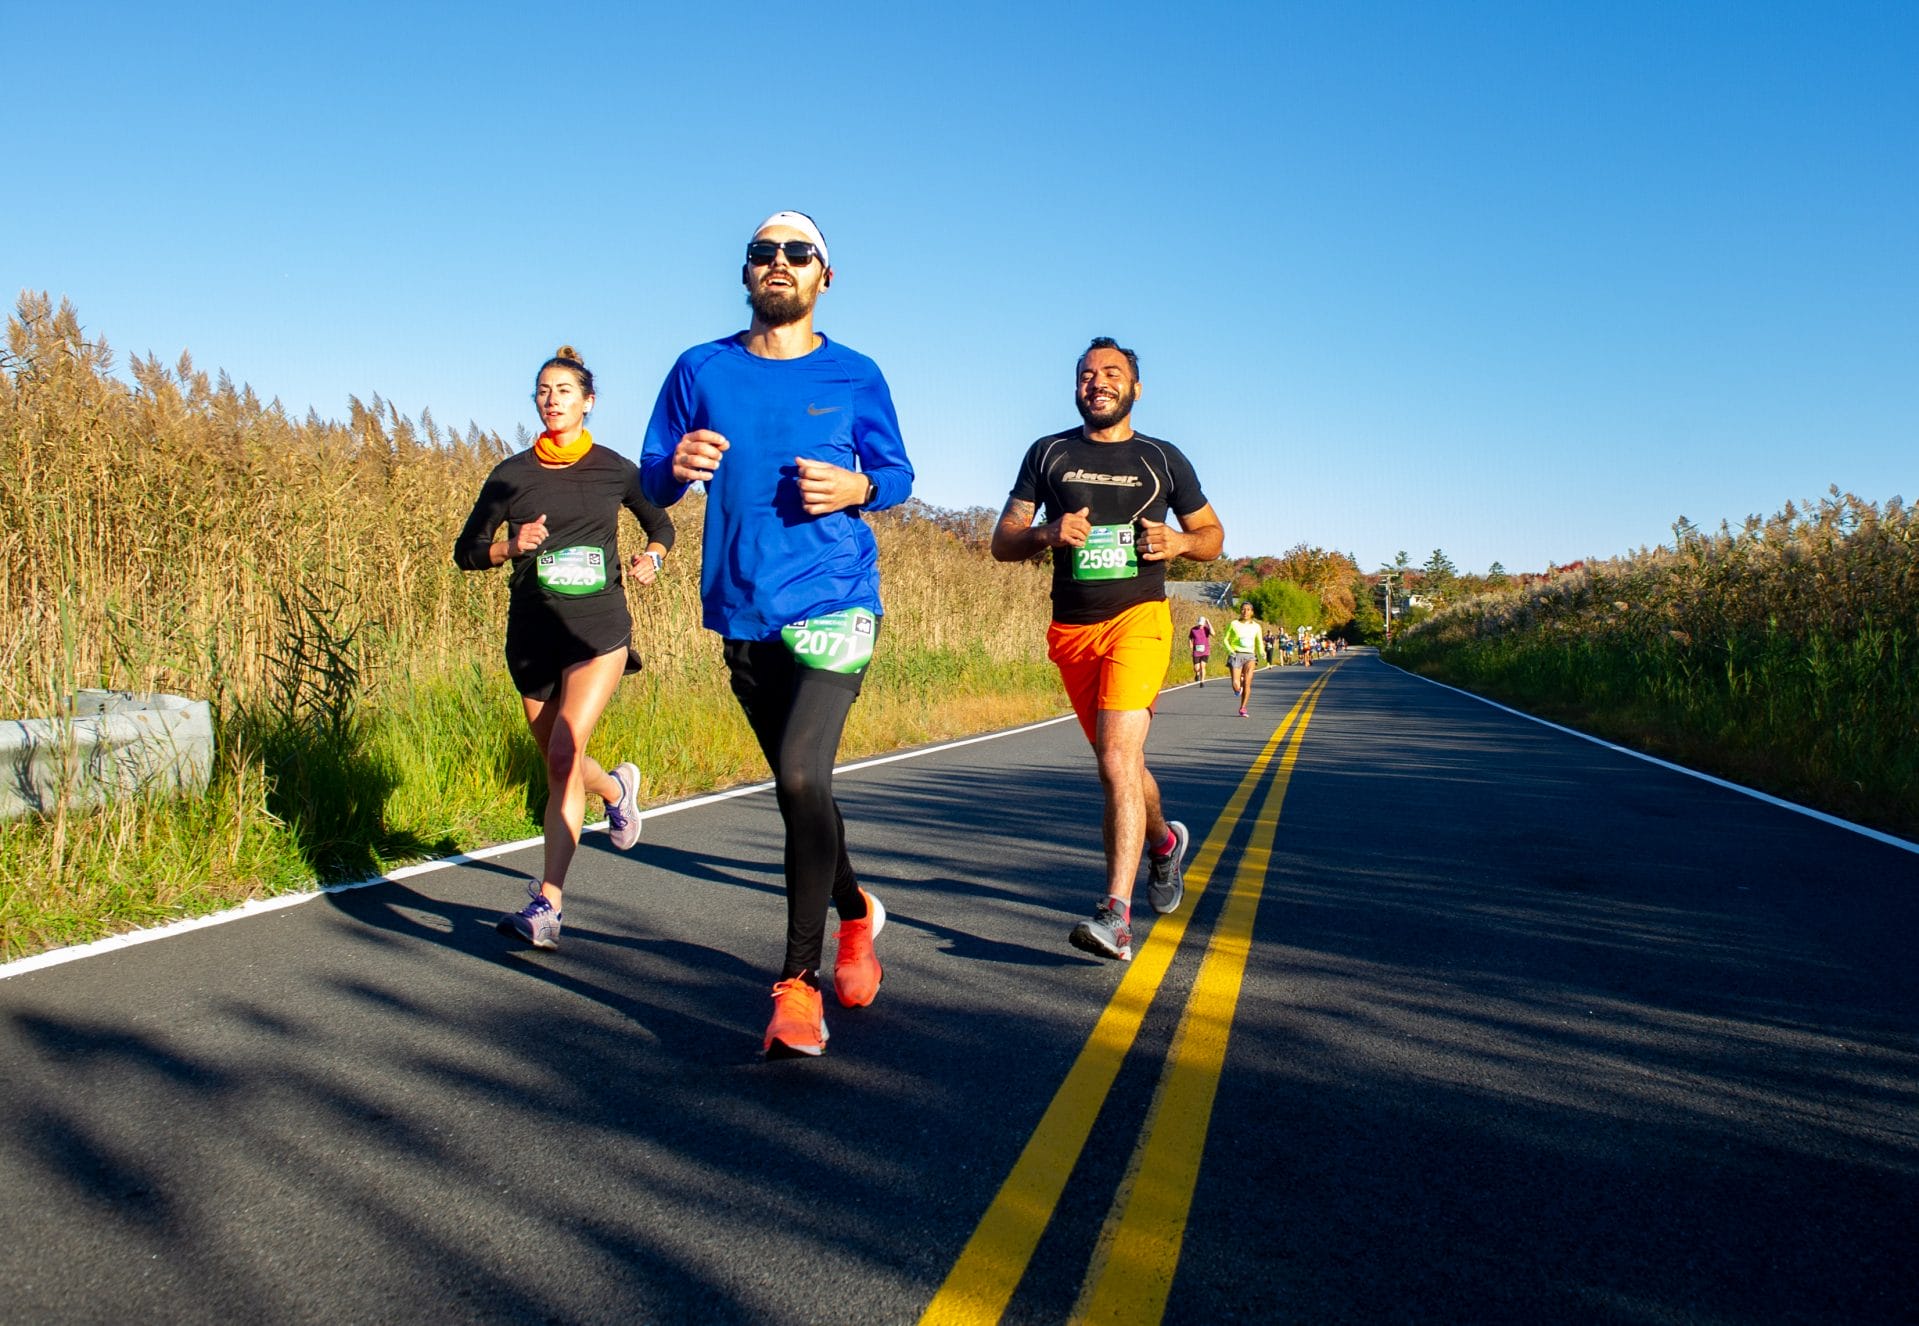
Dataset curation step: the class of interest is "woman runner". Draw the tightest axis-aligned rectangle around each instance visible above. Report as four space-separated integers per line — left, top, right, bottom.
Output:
454 345 675 949
1225 601 1263 718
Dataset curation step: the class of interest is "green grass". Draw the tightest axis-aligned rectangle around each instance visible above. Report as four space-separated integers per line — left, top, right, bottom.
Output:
1386 493 1919 842
0 752 312 957
1390 611 1918 841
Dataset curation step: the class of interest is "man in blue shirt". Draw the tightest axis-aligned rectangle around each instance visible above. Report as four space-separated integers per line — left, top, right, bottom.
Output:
641 211 914 1059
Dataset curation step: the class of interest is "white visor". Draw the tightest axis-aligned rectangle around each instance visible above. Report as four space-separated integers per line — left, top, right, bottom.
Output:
753 210 829 269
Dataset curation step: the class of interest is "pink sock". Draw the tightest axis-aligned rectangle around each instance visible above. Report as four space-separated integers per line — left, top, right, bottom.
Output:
1149 829 1176 858
1106 895 1132 921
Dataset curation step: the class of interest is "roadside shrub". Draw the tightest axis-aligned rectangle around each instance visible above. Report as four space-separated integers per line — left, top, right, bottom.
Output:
1390 492 1918 838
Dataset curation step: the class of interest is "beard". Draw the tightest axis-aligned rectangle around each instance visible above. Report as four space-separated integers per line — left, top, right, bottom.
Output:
1076 391 1134 430
748 284 813 327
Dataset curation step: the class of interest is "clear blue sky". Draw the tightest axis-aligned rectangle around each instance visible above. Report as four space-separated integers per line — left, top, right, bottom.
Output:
10 1 1914 573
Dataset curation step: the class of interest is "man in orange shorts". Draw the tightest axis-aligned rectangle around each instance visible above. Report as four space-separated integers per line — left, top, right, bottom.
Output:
991 337 1224 960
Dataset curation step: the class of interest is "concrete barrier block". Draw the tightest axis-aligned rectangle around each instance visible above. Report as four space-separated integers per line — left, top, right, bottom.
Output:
1 691 215 821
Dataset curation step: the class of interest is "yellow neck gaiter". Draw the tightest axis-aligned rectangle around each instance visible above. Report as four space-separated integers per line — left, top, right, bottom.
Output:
534 427 593 466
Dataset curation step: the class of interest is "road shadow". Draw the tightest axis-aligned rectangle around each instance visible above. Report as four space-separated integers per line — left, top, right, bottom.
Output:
3 658 1914 1322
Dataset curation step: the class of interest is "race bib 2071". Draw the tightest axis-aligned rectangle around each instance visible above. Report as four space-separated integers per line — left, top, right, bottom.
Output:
780 607 878 674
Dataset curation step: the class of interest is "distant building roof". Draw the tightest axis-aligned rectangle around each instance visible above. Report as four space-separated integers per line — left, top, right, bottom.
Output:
1168 581 1234 607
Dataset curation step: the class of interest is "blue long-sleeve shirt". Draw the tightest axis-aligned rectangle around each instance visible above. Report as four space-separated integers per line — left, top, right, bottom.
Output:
640 334 914 641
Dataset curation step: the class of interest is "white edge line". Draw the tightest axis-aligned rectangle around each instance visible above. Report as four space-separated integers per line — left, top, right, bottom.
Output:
2 711 1081 981
1382 657 1919 857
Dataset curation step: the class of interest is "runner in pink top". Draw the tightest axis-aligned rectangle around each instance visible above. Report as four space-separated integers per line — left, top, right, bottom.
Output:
1188 615 1212 685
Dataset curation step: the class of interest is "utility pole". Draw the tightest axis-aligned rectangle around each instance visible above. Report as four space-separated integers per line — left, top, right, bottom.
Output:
1379 569 1396 643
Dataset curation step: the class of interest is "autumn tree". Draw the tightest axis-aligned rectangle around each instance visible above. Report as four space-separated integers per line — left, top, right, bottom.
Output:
1346 576 1386 644
1245 578 1322 631
1267 543 1358 628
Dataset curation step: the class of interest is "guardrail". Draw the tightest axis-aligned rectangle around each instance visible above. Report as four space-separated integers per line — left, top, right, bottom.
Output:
2 691 214 821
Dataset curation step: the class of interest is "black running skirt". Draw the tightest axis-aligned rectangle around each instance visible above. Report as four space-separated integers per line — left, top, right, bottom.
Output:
504 597 638 701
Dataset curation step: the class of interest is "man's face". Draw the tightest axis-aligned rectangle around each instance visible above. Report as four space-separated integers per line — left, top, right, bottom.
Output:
1075 347 1139 429
744 225 828 327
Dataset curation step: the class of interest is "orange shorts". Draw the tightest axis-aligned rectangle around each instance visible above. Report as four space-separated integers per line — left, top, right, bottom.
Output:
1047 599 1172 743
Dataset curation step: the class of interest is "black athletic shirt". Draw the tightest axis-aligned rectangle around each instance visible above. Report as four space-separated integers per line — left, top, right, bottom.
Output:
453 447 676 619
1008 429 1209 625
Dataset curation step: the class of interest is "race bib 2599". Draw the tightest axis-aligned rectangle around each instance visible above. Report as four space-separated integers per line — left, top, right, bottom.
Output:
1072 524 1139 581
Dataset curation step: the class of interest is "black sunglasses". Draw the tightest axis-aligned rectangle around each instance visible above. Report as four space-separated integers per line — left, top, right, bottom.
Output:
746 239 823 267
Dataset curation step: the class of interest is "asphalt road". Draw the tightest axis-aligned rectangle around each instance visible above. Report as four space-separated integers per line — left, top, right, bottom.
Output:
2 651 1914 1324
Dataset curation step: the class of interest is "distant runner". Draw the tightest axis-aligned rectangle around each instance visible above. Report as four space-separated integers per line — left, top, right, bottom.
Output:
640 211 914 1058
1225 601 1263 718
454 345 675 950
1189 615 1212 685
992 336 1224 961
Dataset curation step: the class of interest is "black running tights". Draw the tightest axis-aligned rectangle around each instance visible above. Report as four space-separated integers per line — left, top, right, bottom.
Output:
723 639 866 978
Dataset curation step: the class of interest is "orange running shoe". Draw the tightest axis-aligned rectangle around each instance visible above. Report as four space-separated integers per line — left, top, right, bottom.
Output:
833 888 887 1008
764 976 829 1059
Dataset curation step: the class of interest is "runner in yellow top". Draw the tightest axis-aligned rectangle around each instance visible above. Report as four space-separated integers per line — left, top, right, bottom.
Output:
1224 601 1263 718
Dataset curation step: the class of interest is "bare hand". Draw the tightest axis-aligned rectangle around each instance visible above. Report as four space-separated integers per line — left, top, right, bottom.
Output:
1051 507 1093 549
510 513 549 557
795 456 864 516
1138 517 1182 562
627 551 659 586
672 429 729 484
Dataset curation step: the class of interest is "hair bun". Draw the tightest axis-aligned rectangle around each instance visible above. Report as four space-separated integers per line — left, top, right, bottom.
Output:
555 344 583 364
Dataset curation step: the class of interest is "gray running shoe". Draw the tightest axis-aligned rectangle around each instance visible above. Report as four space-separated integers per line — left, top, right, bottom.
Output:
1070 900 1133 962
606 762 642 850
498 881 562 950
1147 820 1190 915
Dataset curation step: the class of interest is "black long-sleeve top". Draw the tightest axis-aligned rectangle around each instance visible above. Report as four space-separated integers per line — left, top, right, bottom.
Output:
454 446 675 617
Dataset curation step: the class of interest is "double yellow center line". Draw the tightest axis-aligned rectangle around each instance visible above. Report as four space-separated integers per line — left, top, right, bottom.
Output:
922 670 1334 1325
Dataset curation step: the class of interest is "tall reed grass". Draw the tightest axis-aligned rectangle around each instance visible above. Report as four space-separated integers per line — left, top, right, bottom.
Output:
1388 492 1919 839
1 294 1074 959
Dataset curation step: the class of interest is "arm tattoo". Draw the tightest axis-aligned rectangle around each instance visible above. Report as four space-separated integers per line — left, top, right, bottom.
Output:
991 497 1045 561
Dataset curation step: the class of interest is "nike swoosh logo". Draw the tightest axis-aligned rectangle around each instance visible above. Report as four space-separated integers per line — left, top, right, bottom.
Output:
807 404 841 416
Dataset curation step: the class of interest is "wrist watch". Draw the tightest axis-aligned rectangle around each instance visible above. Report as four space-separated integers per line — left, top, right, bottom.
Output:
862 476 878 507
645 550 663 571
